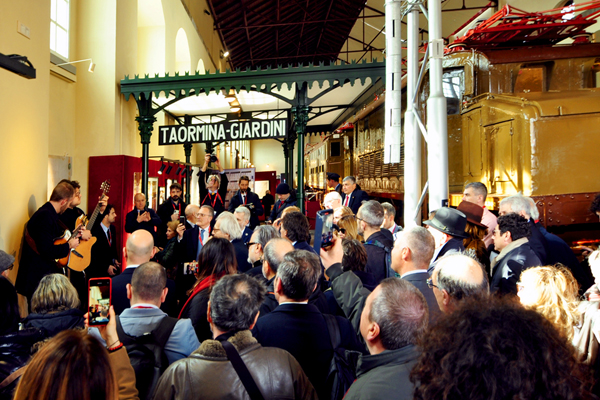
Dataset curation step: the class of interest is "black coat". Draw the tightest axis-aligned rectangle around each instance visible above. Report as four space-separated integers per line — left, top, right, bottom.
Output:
232 238 252 273
402 271 442 324
269 197 297 222
252 303 364 400
341 189 370 214
528 220 548 265
0 328 45 400
363 230 394 285
259 278 331 318
228 190 264 230
261 194 275 217
435 237 466 261
112 267 178 317
241 227 253 245
490 242 541 294
88 221 118 279
156 198 187 246
179 288 212 343
198 169 229 218
124 207 161 240
22 308 85 339
16 202 71 300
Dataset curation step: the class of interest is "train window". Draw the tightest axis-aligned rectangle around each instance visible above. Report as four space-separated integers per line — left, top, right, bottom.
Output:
443 69 464 115
514 65 546 93
331 142 341 157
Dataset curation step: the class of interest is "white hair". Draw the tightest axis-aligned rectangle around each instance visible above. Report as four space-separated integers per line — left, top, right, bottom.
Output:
216 211 243 240
324 191 342 208
234 206 251 223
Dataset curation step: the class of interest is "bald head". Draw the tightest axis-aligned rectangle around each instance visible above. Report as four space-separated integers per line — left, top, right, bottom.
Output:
432 253 489 313
125 230 155 265
185 204 199 224
262 238 295 280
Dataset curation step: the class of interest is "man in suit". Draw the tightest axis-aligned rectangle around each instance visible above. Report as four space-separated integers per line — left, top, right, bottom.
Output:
198 154 228 220
357 201 395 284
88 204 120 279
252 250 364 400
499 194 548 264
381 202 402 241
112 229 177 316
341 176 369 214
157 182 187 247
463 182 497 247
429 253 489 314
326 172 342 195
258 238 295 316
280 211 316 255
213 211 252 273
175 205 213 305
233 206 253 244
268 183 297 223
323 191 342 210
228 175 264 230
244 225 280 280
16 181 80 306
424 207 467 266
124 193 162 241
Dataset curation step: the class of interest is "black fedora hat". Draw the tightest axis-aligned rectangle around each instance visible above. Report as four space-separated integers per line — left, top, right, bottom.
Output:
423 207 468 239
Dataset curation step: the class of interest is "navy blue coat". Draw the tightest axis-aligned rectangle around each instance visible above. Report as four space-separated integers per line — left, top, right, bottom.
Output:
269 198 297 222
228 190 264 229
112 267 178 317
252 303 364 400
341 189 370 214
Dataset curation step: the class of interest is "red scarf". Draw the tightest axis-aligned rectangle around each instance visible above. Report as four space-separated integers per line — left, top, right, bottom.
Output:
178 273 224 319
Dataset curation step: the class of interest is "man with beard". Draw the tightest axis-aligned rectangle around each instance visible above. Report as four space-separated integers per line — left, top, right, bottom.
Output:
16 181 81 307
228 175 264 230
157 182 187 247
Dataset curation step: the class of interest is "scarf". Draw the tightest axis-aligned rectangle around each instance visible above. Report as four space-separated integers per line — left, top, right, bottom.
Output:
490 237 529 275
178 273 223 319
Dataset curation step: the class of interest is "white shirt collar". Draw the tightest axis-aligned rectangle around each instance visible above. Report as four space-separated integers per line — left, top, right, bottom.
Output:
130 303 159 309
401 269 427 278
125 263 140 270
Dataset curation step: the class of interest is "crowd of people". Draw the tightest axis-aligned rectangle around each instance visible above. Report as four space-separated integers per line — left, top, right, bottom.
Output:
1 166 600 400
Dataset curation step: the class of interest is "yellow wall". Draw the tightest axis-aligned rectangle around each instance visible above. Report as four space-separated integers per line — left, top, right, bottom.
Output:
251 139 287 175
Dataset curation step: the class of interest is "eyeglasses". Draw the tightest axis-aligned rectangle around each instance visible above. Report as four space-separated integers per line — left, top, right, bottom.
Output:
426 278 439 290
245 242 258 248
337 228 347 235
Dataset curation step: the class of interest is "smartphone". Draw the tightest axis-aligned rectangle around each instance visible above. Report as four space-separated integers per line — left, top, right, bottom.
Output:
88 278 112 326
314 209 335 253
179 215 186 225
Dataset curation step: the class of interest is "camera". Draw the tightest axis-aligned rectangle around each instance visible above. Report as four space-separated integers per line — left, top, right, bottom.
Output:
210 154 218 163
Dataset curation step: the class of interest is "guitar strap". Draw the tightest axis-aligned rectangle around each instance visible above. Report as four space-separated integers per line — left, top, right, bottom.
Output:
24 228 40 255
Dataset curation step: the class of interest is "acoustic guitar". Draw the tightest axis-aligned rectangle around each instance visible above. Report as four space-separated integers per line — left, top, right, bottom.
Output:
55 180 111 271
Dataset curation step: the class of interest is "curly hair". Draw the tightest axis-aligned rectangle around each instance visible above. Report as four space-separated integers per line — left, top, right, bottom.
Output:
591 193 600 214
411 296 593 400
518 265 581 341
497 213 531 241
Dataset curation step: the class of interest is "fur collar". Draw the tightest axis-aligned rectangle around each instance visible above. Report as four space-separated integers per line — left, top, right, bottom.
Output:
193 330 257 358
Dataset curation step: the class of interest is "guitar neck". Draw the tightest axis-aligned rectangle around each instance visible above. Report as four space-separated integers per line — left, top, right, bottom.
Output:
86 194 106 230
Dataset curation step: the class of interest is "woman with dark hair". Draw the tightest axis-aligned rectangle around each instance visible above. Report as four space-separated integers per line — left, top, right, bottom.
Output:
178 238 237 341
341 239 376 291
154 220 179 279
21 274 85 339
0 276 44 400
14 306 138 400
457 201 490 273
411 296 594 400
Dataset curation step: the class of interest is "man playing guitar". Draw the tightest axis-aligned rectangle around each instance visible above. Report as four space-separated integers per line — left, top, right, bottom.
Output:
16 181 81 309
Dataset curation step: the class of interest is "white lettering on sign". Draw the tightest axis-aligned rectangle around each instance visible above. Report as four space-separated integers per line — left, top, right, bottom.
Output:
158 118 287 145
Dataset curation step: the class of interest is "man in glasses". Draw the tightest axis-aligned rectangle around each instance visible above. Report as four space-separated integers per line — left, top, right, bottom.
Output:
228 175 264 230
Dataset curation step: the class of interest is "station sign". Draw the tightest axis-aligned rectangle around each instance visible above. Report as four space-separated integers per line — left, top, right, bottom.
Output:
158 118 287 145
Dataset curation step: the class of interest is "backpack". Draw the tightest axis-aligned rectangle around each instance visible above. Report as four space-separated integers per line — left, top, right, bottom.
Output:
115 315 178 400
323 314 359 400
364 239 398 278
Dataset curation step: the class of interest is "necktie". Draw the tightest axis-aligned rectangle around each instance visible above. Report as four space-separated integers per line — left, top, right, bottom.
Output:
242 194 246 205
344 195 350 207
196 229 205 260
107 229 112 246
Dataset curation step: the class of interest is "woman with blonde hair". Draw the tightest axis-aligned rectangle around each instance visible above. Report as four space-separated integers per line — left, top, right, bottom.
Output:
335 214 363 242
333 206 353 225
22 274 85 339
517 265 581 341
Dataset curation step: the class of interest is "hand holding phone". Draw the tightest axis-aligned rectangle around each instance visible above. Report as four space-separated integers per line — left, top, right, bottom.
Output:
88 278 112 326
179 215 186 225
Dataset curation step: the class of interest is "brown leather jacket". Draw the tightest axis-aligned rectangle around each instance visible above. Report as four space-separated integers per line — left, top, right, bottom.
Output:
152 330 317 400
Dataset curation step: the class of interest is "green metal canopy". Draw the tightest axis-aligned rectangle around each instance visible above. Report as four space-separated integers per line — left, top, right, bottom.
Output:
120 59 386 211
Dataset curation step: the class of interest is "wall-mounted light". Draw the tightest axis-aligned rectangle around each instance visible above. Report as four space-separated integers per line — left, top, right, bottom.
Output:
158 162 166 175
220 50 230 59
165 164 173 174
181 168 188 177
56 58 96 73
175 165 183 175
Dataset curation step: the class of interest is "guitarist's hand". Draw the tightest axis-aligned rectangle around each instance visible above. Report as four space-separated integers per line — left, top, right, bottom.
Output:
68 236 80 249
98 196 109 213
107 265 118 276
81 229 92 241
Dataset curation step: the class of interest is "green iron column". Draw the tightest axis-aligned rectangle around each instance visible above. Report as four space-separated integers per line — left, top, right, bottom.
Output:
183 115 193 204
292 82 310 213
135 93 156 201
282 139 289 183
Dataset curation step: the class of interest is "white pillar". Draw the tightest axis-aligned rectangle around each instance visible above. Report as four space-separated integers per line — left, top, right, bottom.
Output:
384 0 402 164
426 0 448 211
403 1 421 228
